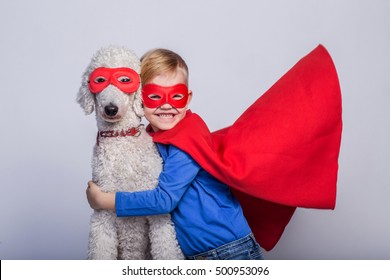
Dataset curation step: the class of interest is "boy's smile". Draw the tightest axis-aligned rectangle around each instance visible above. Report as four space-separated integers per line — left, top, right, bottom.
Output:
154 107 179 122
156 112 177 119
145 103 186 132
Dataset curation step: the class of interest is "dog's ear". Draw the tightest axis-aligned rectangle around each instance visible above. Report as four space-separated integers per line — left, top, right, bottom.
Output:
76 69 95 115
133 90 144 117
76 80 95 115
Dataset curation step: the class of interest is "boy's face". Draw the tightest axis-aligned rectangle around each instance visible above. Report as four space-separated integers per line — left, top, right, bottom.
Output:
143 69 192 132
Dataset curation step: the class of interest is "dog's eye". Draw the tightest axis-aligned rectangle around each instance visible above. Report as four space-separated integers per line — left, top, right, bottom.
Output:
118 76 132 83
148 94 161 100
94 76 107 83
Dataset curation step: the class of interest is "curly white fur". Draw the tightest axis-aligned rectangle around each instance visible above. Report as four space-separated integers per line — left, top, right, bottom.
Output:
77 46 184 260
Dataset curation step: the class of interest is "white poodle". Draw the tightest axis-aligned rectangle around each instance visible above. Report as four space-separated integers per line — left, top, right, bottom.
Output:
77 46 184 260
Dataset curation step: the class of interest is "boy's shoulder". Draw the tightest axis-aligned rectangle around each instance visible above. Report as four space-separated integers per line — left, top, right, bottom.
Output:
156 142 197 163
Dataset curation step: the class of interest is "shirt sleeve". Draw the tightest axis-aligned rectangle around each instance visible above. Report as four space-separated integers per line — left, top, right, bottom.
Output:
116 145 200 217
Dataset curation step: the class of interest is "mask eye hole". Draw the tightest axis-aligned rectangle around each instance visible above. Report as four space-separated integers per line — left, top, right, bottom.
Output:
118 76 132 83
94 76 106 83
172 94 185 100
148 94 161 100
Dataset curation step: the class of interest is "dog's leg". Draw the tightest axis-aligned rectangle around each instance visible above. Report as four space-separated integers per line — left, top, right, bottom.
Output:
147 215 184 260
87 210 118 260
117 216 152 260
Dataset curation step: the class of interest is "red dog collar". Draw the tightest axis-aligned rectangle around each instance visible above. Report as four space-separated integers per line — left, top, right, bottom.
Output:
88 67 140 94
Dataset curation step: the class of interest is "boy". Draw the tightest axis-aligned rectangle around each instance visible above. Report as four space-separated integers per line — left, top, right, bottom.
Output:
87 48 264 260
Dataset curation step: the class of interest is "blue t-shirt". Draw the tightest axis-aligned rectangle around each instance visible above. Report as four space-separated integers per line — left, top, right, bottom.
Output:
116 143 251 256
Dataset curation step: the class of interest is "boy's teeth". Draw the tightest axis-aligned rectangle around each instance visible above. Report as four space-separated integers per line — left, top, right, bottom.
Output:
159 114 173 118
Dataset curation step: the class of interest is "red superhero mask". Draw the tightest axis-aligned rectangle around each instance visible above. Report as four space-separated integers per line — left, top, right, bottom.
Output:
88 67 140 94
142 84 189 108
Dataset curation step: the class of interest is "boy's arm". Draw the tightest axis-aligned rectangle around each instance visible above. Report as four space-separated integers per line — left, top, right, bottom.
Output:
85 145 200 215
115 146 200 216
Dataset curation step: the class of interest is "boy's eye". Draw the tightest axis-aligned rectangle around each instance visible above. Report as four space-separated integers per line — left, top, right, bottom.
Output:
172 94 184 100
118 76 131 83
148 94 161 100
94 76 106 83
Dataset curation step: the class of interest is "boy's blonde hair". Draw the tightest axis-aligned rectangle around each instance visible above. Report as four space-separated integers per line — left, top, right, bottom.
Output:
140 48 189 86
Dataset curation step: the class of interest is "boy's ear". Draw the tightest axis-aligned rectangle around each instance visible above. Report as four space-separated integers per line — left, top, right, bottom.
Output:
187 90 193 105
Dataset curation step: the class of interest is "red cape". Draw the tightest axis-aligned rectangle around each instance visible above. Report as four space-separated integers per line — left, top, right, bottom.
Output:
152 45 342 251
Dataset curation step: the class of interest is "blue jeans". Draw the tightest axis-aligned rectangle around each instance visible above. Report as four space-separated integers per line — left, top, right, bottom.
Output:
186 233 263 260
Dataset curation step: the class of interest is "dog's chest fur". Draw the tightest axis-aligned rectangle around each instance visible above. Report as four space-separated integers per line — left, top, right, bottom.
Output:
92 129 163 193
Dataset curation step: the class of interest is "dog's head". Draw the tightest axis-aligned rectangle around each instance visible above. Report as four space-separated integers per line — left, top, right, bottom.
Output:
77 46 144 125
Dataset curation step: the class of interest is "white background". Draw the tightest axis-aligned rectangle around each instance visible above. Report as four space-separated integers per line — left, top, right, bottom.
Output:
0 0 389 260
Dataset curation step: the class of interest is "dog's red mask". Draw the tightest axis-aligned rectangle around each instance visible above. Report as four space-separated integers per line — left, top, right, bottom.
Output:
142 84 189 108
88 67 140 94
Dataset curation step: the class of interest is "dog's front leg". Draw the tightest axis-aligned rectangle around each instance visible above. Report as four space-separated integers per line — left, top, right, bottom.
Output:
117 216 152 260
147 214 184 260
87 210 118 260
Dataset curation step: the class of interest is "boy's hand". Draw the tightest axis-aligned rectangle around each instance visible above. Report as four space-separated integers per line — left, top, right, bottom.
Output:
86 181 115 210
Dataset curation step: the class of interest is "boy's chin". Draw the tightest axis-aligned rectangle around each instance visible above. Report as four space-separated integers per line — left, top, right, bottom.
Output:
154 122 177 131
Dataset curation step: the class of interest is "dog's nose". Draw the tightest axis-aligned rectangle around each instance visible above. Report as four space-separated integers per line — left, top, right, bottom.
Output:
104 104 118 116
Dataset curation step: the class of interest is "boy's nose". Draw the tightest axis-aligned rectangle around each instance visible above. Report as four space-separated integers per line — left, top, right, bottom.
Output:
159 103 173 109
